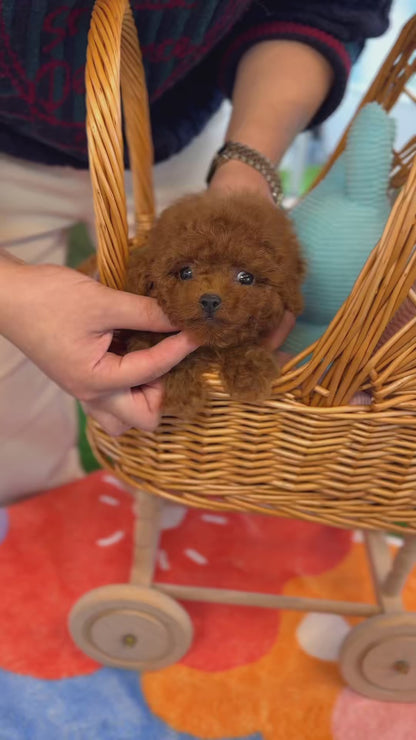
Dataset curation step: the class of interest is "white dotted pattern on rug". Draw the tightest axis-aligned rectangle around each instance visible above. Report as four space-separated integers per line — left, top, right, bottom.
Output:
160 502 187 530
296 612 351 661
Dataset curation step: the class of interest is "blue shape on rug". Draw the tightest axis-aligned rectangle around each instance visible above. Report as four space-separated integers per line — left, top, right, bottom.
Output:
0 667 263 740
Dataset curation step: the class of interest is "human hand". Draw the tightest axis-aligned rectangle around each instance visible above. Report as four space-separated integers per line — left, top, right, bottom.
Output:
208 158 273 203
0 259 198 435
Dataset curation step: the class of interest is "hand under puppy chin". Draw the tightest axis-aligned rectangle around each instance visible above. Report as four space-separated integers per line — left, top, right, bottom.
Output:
208 159 295 357
208 158 274 203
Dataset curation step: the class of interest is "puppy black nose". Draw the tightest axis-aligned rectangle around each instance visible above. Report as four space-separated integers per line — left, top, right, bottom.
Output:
199 293 222 315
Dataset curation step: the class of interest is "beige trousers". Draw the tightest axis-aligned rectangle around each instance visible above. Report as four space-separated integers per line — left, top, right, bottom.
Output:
0 103 230 503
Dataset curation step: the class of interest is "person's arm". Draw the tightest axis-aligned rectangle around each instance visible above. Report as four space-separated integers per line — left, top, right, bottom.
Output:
208 39 333 346
209 39 333 197
209 0 392 195
0 251 198 435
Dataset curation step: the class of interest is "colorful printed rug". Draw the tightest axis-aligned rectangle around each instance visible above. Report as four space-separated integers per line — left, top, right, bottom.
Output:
1 471 416 739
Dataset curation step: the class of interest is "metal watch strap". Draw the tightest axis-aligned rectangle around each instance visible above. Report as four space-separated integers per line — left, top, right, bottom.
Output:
206 141 283 206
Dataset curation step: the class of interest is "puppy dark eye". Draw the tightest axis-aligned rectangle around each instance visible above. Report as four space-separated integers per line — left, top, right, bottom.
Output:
179 266 193 280
237 270 254 285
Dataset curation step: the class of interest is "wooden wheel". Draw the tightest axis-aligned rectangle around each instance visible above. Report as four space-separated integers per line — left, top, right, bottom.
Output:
340 613 416 701
69 584 193 671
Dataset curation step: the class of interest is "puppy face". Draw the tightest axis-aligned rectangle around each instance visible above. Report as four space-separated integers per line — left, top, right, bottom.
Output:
127 191 305 348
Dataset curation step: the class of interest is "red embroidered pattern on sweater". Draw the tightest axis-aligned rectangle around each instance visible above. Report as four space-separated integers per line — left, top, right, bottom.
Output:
0 0 248 154
152 0 248 97
0 6 84 151
42 7 90 54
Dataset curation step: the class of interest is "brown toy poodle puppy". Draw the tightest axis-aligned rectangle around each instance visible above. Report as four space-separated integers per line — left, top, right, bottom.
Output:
125 190 305 417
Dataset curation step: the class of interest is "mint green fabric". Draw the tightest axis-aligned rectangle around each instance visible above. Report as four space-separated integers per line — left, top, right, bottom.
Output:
284 103 395 356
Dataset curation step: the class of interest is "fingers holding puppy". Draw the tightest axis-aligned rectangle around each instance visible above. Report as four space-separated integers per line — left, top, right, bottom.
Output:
84 334 200 435
82 380 165 436
93 332 199 394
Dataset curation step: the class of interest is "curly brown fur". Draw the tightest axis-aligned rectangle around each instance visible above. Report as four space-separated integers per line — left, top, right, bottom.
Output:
125 191 305 417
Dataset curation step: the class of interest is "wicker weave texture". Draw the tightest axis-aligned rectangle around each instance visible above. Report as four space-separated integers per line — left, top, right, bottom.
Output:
89 402 416 534
86 3 416 533
86 0 153 290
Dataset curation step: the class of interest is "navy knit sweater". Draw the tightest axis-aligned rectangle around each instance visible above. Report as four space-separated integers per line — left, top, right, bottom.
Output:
0 0 392 168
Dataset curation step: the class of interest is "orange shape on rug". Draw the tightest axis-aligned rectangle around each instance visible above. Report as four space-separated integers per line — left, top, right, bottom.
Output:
142 542 390 740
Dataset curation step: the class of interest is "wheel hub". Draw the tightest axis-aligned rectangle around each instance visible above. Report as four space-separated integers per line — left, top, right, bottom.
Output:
361 635 416 691
89 608 170 663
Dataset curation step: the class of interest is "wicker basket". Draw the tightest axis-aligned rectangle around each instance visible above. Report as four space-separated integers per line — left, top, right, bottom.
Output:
85 3 416 535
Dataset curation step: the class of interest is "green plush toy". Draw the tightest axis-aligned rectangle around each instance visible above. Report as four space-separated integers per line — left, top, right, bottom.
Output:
283 102 395 356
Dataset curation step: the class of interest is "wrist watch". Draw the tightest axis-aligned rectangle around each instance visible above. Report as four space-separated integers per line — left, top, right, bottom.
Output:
206 140 284 206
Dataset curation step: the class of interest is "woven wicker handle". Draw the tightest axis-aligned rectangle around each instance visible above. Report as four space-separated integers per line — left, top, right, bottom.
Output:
86 0 154 290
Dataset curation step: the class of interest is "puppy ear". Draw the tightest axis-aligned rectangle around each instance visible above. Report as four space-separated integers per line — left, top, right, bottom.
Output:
280 250 306 315
274 231 306 316
267 210 306 316
125 245 154 296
